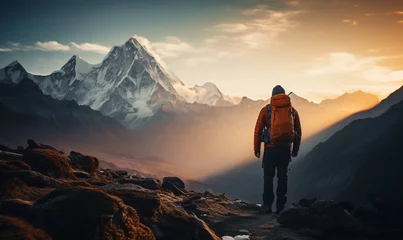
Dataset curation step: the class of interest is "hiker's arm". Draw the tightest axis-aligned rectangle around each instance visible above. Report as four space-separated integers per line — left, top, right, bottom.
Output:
293 109 302 156
254 107 266 155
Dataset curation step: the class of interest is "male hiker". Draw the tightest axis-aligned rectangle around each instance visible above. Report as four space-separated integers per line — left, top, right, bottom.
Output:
254 85 302 214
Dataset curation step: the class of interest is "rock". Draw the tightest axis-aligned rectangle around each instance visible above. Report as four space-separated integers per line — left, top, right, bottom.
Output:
32 186 155 240
108 188 162 221
0 170 60 201
1 170 61 188
68 151 99 173
0 151 23 161
163 177 185 189
162 181 187 196
339 201 354 213
0 199 33 221
156 204 220 240
0 215 52 240
4 160 31 170
26 139 63 153
298 198 317 207
71 170 91 179
23 148 72 178
0 144 24 154
277 205 311 228
279 200 362 231
101 183 153 192
116 170 128 176
310 200 361 231
118 178 161 190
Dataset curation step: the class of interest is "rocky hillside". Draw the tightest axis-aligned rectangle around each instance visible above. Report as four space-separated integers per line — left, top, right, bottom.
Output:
288 99 403 205
1 140 401 240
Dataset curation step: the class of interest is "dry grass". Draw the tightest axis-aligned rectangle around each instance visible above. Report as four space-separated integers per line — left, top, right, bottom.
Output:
23 149 72 178
0 215 52 240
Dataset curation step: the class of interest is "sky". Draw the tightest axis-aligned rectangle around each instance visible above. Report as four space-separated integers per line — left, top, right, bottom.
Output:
1 0 403 102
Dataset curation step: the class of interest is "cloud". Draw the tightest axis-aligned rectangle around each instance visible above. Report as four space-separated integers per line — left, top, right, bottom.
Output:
0 41 110 54
212 5 301 49
213 23 249 33
287 1 300 7
35 41 70 51
70 42 109 54
307 52 403 82
0 48 12 52
398 20 403 24
152 36 199 58
395 11 403 15
132 35 171 71
342 19 358 25
185 57 216 66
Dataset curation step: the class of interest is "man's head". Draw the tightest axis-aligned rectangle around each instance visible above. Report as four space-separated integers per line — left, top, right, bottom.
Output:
272 85 285 96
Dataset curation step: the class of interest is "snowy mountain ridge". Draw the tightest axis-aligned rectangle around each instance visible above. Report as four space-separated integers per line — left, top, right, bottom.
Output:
0 36 237 128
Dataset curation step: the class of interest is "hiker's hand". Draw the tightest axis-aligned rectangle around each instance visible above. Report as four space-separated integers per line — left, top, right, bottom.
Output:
292 150 298 157
254 151 260 158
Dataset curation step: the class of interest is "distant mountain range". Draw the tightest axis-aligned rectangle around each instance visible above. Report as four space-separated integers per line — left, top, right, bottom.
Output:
0 37 235 128
0 35 398 188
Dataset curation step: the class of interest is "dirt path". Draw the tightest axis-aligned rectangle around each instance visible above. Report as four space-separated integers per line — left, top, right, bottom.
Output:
213 211 314 240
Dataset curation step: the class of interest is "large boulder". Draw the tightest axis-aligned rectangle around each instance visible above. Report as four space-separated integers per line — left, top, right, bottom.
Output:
118 178 161 190
0 159 30 171
278 200 362 236
32 186 155 240
0 144 24 154
23 148 72 178
0 215 51 240
26 139 62 153
69 151 99 174
107 188 162 222
107 188 220 240
0 150 23 161
155 202 220 240
162 177 187 196
163 177 185 189
0 199 33 221
0 170 60 201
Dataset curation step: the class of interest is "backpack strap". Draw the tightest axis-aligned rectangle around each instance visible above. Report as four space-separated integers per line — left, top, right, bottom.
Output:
290 108 296 119
267 104 271 127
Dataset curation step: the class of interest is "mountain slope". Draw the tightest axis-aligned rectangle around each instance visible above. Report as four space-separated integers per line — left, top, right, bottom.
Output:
288 99 403 204
201 89 403 203
0 37 236 127
0 78 138 155
320 91 379 113
301 85 403 156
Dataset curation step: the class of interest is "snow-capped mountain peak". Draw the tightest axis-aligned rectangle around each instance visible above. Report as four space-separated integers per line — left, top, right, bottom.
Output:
0 60 30 84
0 36 237 127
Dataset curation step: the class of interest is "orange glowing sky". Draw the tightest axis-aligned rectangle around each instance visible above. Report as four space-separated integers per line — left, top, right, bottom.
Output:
1 0 402 102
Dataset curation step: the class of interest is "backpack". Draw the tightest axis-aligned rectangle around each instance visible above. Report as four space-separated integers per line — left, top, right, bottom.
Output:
261 93 295 144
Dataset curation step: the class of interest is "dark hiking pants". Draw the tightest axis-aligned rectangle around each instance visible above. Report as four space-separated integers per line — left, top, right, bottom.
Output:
262 146 291 209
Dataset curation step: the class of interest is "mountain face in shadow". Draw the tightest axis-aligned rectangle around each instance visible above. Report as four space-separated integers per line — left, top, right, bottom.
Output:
203 86 403 203
301 86 403 156
0 78 134 153
288 99 403 205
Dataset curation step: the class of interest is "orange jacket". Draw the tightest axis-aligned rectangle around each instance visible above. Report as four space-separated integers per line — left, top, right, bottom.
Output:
253 104 302 154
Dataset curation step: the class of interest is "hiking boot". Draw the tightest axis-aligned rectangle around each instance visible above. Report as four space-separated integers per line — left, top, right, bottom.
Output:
260 205 272 214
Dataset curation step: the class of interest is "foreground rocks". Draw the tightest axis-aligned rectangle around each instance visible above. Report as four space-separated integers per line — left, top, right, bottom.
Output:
278 198 403 240
32 187 155 240
0 140 222 240
1 140 400 240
